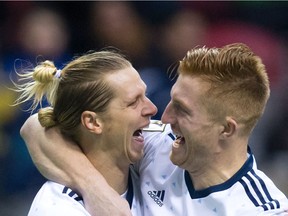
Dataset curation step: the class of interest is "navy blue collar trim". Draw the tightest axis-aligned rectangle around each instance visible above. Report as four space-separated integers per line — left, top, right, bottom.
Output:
126 169 134 208
62 186 83 202
185 148 254 199
62 170 134 208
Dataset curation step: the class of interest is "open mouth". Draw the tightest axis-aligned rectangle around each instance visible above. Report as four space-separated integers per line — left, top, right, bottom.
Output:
133 129 142 137
132 129 145 148
172 135 185 149
176 135 185 144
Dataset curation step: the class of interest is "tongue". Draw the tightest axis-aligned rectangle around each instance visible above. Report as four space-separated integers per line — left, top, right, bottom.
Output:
134 135 144 142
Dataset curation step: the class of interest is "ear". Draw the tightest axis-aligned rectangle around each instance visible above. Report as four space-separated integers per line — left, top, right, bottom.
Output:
219 117 237 139
81 111 103 134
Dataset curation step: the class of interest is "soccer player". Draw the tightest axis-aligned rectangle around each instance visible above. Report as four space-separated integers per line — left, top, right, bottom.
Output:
13 50 157 215
21 43 288 215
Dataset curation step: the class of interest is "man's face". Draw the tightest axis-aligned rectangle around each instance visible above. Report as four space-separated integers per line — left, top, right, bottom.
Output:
102 66 157 165
161 74 222 171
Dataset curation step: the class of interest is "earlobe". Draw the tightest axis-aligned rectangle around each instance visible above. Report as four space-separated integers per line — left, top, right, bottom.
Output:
220 117 237 139
81 111 102 134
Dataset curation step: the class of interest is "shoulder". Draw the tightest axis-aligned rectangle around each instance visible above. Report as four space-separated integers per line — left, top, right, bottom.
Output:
28 181 90 216
143 120 167 132
238 165 288 213
143 120 175 140
142 120 175 153
138 120 175 169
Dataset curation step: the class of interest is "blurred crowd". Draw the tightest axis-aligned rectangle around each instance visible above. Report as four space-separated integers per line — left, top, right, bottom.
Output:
0 1 288 215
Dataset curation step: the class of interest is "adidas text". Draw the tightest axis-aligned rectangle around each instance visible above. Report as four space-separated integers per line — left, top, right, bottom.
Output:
147 190 165 207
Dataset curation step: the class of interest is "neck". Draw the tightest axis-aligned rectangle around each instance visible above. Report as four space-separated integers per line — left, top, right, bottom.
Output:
87 152 130 195
79 132 130 195
188 144 248 190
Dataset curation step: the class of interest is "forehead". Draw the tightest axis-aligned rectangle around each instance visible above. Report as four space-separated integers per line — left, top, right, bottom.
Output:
106 66 146 97
172 75 205 99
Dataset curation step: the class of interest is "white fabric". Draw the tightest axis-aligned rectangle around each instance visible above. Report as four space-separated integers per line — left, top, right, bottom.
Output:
137 124 288 216
28 181 90 216
28 168 143 216
28 121 288 216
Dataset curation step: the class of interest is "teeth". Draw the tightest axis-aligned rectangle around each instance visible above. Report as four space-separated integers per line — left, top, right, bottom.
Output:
133 129 142 136
173 141 180 148
175 135 185 145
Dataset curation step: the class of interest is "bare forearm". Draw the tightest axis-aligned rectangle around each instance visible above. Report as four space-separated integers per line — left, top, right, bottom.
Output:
20 114 131 216
20 114 75 184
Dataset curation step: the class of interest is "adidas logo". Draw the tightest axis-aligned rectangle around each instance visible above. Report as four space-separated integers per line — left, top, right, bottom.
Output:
147 190 165 207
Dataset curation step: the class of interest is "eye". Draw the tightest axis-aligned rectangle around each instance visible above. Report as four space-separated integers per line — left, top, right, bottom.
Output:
174 103 189 115
174 103 182 111
128 98 139 107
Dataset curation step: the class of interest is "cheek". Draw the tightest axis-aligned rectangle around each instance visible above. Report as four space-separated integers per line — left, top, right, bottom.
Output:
187 134 214 162
196 127 218 150
185 124 211 144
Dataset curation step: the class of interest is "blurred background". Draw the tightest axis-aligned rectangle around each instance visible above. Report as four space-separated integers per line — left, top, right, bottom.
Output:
0 1 288 215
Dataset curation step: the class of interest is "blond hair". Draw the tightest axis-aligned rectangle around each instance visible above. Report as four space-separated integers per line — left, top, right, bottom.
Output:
13 50 131 140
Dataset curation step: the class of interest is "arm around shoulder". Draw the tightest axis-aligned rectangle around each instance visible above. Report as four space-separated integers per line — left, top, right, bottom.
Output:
20 113 72 183
21 114 132 216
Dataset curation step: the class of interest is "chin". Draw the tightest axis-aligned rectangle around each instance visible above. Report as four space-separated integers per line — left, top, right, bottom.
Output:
169 153 178 165
129 152 143 164
170 153 185 167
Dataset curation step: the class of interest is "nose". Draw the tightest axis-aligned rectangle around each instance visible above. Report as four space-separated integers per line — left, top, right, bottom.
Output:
161 101 175 124
143 97 158 117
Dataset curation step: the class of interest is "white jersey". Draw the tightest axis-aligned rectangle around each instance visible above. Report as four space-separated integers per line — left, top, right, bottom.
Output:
28 168 143 216
138 122 288 216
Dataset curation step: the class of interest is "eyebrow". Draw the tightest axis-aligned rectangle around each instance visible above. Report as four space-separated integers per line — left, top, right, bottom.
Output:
172 95 192 113
124 83 147 103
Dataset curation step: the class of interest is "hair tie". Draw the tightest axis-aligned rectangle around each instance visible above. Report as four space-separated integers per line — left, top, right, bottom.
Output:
54 69 62 79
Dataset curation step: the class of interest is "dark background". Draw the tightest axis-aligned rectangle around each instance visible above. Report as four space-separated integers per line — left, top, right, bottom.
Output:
1 1 288 215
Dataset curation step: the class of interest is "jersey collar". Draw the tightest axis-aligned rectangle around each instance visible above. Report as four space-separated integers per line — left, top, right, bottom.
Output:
185 147 254 199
